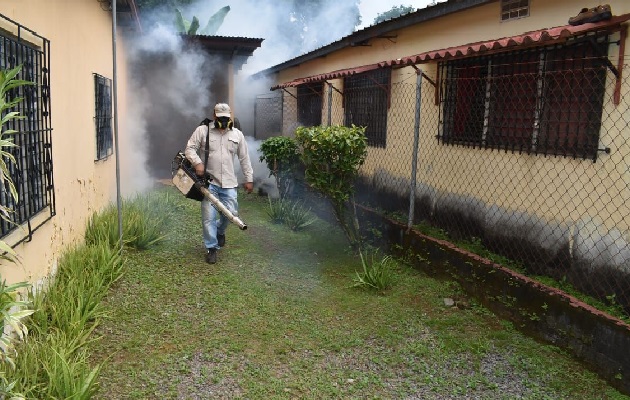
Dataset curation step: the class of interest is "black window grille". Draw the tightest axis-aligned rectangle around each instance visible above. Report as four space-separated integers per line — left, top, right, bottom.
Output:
501 0 530 21
94 73 113 160
438 32 609 161
344 68 390 148
0 13 55 243
254 93 283 140
297 82 323 127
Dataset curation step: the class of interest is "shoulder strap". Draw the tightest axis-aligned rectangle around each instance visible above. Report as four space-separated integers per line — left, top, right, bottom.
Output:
203 121 210 172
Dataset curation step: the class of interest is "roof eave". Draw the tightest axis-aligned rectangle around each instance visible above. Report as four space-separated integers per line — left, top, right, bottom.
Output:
256 0 494 76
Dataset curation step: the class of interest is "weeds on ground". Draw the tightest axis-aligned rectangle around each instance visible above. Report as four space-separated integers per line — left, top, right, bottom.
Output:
409 220 630 323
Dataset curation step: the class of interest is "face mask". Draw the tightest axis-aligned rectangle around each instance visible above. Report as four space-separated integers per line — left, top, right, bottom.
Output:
214 116 233 129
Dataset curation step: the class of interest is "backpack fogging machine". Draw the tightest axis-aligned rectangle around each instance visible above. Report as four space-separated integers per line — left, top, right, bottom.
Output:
171 151 247 230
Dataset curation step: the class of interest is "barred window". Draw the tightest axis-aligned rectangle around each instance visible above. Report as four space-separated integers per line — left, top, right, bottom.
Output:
439 33 609 160
94 74 113 160
297 82 323 127
344 68 390 148
501 0 529 21
0 13 54 242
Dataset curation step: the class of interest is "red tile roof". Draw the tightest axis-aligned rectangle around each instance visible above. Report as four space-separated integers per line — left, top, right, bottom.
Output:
272 13 630 90
380 13 630 67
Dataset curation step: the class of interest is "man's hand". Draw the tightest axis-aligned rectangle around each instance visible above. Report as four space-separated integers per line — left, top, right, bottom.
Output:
194 163 205 176
243 182 254 193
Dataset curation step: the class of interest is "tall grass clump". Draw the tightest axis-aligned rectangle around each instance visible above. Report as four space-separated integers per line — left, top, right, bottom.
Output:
85 191 178 249
352 250 396 293
2 241 122 398
1 190 175 397
266 197 316 231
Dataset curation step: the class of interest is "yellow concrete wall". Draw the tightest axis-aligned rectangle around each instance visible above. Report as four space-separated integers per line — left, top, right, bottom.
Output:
0 1 131 285
276 0 630 84
271 0 630 241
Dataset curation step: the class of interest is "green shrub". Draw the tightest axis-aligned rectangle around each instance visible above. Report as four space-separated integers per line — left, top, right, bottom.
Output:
259 136 301 199
0 65 36 399
295 125 367 247
9 331 100 400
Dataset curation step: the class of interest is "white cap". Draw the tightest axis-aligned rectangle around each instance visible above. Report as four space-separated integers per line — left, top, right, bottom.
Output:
214 103 231 117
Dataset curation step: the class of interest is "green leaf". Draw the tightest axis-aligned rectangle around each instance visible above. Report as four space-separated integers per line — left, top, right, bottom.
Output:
200 6 231 35
187 16 200 35
174 8 189 33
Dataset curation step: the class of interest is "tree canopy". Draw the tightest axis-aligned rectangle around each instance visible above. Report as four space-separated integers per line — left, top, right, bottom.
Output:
373 4 416 25
135 0 193 10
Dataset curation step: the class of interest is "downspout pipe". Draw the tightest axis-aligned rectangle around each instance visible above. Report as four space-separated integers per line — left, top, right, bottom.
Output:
111 0 123 251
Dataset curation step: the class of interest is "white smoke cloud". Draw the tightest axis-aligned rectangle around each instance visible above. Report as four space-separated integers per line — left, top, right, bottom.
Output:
119 0 440 196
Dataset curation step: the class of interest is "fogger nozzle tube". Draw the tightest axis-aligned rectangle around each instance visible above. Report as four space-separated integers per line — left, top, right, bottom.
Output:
197 184 247 230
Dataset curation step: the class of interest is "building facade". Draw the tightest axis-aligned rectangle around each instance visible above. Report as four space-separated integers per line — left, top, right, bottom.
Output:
0 0 139 285
257 0 630 313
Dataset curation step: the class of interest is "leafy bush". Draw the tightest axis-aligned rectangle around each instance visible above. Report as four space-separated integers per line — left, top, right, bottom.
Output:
295 125 367 247
28 243 123 338
0 65 34 263
259 136 301 199
7 331 100 400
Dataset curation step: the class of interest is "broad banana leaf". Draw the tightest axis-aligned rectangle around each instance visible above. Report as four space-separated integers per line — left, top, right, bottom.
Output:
200 6 231 35
174 8 191 33
188 16 200 35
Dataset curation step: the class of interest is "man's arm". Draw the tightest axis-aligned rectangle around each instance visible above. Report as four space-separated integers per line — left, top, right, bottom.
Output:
236 131 254 193
185 125 206 176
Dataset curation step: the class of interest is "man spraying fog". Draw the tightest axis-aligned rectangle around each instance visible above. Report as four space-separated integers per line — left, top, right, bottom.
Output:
185 103 254 264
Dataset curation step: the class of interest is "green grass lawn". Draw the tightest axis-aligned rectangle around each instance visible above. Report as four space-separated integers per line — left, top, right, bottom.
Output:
89 187 629 399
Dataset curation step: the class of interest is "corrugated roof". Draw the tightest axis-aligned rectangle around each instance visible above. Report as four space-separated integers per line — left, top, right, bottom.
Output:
256 0 493 77
271 64 381 90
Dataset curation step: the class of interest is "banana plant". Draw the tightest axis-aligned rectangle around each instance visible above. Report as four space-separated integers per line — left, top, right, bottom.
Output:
0 66 34 400
175 5 230 35
0 65 34 263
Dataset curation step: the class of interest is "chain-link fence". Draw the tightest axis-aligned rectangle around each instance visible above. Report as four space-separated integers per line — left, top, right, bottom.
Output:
254 59 630 318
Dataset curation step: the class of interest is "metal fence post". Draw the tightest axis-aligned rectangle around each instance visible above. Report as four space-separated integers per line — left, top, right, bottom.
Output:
327 82 333 126
408 68 422 231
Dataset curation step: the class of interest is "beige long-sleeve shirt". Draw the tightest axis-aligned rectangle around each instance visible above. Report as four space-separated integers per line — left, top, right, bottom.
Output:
184 124 254 188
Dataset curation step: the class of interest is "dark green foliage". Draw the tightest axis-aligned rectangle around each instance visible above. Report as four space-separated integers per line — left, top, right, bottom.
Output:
259 136 301 199
295 125 367 247
373 5 416 24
